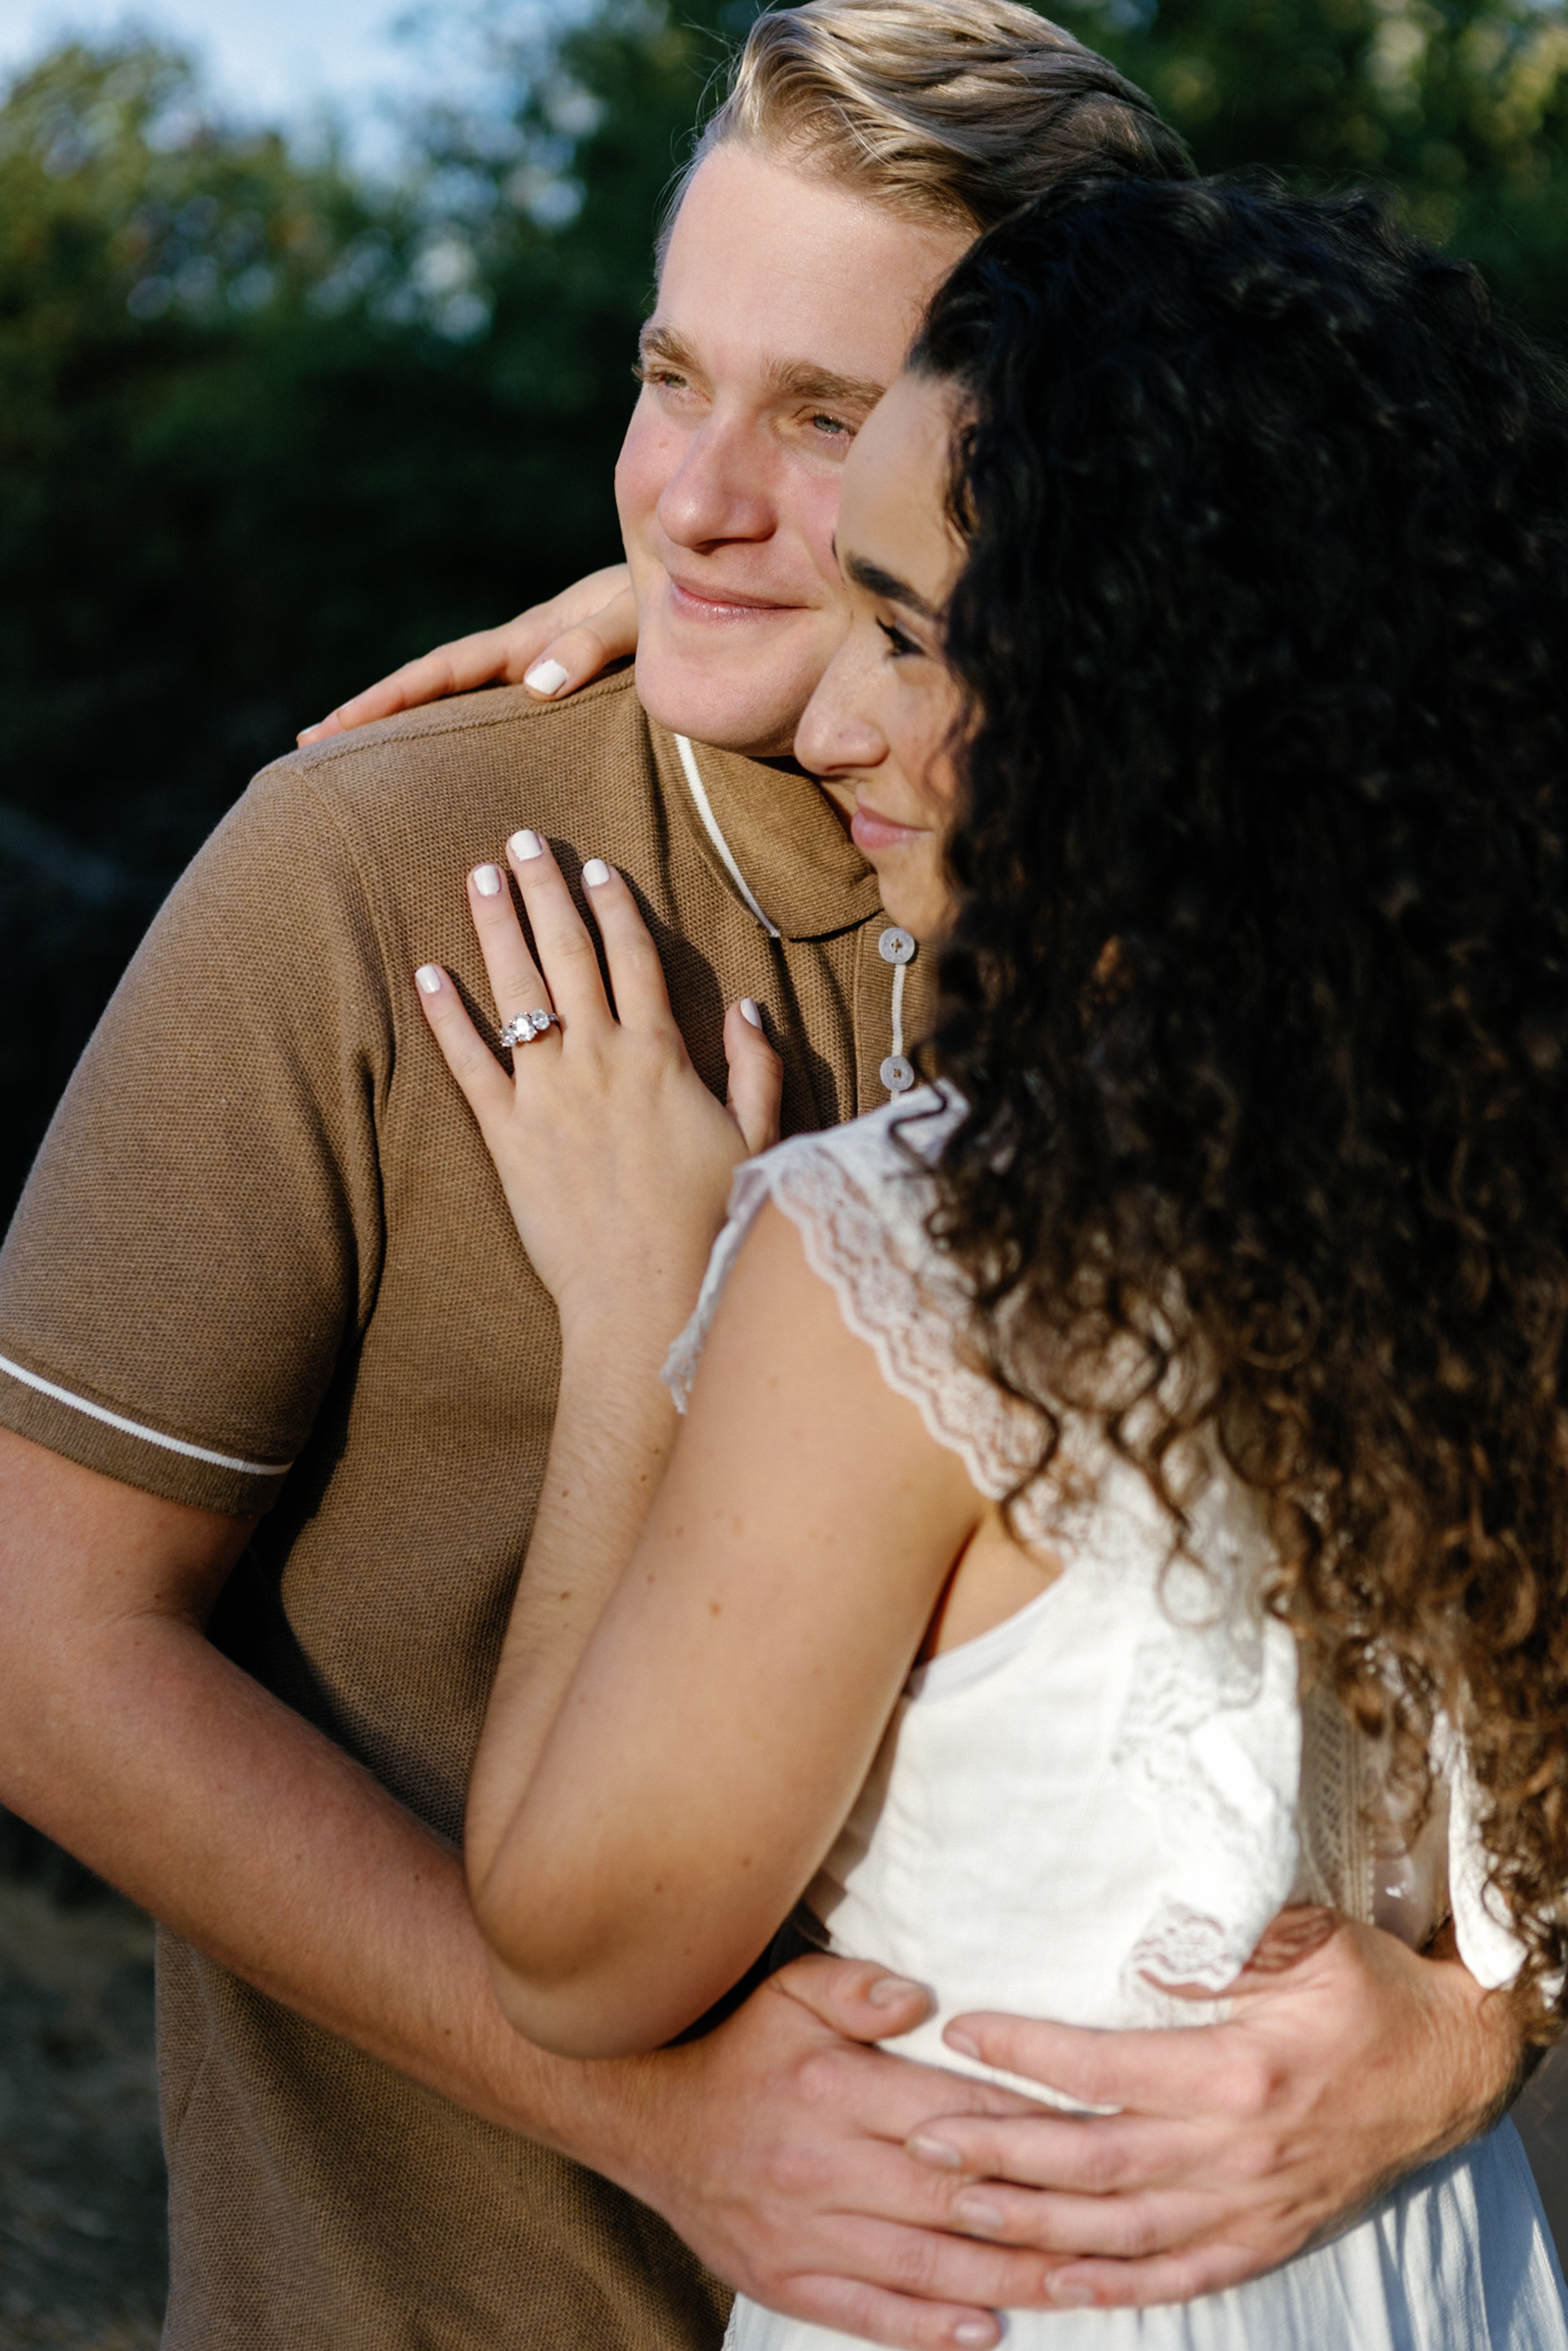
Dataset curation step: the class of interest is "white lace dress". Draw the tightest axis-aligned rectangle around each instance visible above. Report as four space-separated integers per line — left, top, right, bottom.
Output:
666 1088 1568 2351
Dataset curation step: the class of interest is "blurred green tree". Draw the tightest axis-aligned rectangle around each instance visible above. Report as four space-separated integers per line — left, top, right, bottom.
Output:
0 5 742 1219
1056 0 1568 331
2 0 1566 1229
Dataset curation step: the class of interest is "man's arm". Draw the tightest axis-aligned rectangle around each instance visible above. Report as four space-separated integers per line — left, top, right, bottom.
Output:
0 1427 1054 2350
897 1909 1526 2310
3 1447 1524 2332
0 1426 570 2120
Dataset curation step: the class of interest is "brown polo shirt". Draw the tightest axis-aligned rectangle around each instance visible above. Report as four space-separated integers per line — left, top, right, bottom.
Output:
0 671 933 2350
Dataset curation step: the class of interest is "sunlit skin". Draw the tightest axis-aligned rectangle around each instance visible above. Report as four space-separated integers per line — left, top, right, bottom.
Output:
615 143 970 756
794 370 969 937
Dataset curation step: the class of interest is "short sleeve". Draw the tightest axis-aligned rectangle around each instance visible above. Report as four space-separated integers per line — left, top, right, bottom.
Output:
0 760 392 1516
664 1090 1052 1511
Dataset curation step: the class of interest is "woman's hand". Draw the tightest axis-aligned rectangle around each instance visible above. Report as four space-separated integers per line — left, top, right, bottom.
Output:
414 829 780 1339
298 565 636 746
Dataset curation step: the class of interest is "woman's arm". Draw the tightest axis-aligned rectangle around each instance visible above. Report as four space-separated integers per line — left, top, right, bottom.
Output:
469 1199 985 2059
415 837 981 2057
415 829 781 1878
298 565 635 744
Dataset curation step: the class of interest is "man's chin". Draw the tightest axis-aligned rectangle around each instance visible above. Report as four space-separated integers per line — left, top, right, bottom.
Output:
634 646 814 762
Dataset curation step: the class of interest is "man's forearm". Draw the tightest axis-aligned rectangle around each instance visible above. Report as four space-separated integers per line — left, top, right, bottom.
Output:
2 1594 638 2155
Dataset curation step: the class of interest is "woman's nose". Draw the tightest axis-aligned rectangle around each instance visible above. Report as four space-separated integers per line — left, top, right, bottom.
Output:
657 419 776 551
795 653 887 777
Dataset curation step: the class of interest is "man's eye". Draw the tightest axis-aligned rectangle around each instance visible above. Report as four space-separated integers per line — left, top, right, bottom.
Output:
634 363 692 393
878 618 920 660
810 413 854 440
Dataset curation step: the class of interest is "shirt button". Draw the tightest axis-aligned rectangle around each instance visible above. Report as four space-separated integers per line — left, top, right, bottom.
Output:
881 1054 916 1095
878 925 917 966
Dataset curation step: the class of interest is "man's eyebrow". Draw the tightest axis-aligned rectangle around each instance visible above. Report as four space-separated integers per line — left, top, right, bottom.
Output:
843 552 938 620
636 328 885 415
637 322 700 372
765 357 888 413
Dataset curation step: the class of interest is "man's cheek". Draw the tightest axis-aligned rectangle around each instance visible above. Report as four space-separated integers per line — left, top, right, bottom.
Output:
615 405 679 546
802 472 850 587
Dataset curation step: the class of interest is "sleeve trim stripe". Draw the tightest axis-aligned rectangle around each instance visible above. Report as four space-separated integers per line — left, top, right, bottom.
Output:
0 1352 294 1478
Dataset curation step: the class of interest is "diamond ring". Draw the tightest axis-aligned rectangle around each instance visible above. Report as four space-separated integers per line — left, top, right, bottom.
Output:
498 1008 559 1048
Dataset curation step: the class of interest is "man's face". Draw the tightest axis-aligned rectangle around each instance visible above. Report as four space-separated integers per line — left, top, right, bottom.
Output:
615 142 970 757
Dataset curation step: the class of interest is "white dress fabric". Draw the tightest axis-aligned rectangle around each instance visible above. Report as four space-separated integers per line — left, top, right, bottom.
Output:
666 1088 1568 2351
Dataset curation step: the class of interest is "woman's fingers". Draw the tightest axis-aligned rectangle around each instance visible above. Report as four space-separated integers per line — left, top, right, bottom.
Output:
575 858 680 1034
523 585 639 703
451 835 780 1160
505 830 612 1032
413 965 514 1134
296 565 634 743
467 861 555 1039
570 859 783 1150
298 625 517 745
725 1000 783 1156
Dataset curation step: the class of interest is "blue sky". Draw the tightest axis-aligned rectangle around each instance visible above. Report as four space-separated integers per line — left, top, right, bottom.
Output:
0 0 509 164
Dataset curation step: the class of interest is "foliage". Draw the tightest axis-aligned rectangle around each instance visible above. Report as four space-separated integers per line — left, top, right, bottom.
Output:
1056 0 1568 332
0 8 738 1217
0 0 1565 1222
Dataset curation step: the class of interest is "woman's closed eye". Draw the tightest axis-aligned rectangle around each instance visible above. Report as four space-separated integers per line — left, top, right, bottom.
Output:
878 616 923 660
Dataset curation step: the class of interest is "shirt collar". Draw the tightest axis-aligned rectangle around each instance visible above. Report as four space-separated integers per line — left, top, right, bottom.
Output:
650 723 884 944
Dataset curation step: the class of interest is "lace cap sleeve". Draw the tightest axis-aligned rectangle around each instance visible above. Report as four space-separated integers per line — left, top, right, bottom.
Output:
662 1089 1047 1508
1434 1717 1538 1993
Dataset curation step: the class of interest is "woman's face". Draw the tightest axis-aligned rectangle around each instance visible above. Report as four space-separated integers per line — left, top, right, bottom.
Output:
793 370 967 941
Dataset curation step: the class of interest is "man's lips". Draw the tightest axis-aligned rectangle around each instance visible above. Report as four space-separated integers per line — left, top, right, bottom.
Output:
664 573 806 623
851 802 928 854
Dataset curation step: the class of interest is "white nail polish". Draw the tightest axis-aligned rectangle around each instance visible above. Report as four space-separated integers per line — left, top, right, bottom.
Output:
415 965 443 996
739 999 763 1029
509 829 544 861
581 857 611 887
525 659 570 698
474 863 503 897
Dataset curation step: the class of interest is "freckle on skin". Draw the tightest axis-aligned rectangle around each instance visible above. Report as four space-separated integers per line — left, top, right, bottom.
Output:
709 1601 722 1617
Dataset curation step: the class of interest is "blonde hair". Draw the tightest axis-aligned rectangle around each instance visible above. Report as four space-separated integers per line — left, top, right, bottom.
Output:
660 0 1191 252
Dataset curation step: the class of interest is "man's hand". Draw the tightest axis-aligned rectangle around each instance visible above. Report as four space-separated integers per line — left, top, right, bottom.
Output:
296 565 635 744
895 1909 1524 2311
586 1957 1064 2351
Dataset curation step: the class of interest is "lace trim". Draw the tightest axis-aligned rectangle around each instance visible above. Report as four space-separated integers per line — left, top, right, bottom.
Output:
666 1103 1301 2003
1109 1508 1302 1995
665 1110 1057 1522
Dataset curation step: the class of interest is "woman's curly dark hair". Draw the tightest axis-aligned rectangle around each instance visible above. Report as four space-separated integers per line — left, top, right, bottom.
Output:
911 176 1568 2024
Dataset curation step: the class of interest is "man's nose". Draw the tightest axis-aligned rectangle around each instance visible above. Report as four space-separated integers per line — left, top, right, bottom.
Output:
657 416 776 551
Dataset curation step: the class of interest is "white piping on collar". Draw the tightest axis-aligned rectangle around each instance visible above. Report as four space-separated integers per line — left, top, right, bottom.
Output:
673 735 781 940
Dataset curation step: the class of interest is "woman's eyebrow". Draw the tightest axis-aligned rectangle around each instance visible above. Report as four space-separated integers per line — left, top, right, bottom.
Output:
843 551 938 619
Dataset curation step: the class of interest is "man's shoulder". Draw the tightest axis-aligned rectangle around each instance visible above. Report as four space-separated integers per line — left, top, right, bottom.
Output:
255 669 658 842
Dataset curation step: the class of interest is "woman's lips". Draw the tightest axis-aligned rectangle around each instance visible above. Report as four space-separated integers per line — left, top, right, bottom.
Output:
851 803 927 854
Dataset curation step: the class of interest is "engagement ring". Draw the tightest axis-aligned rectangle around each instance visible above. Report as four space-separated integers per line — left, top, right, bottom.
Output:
498 1009 559 1048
